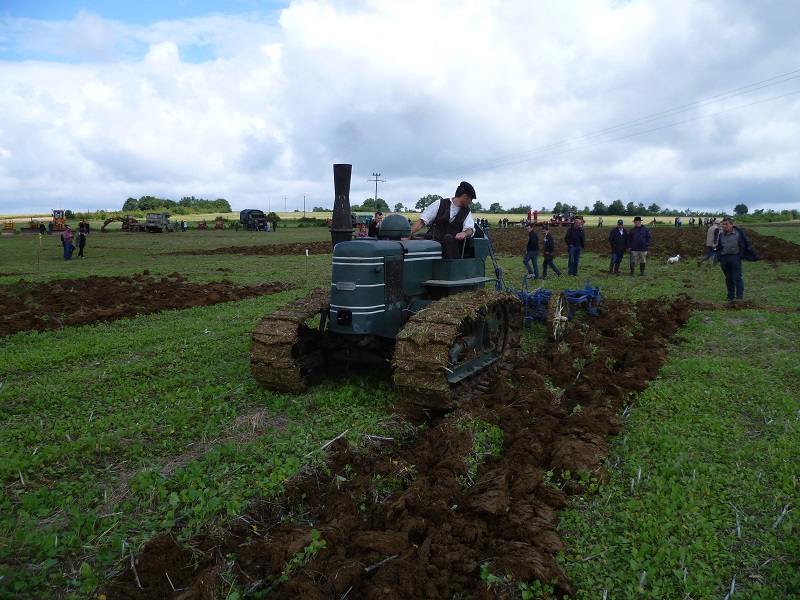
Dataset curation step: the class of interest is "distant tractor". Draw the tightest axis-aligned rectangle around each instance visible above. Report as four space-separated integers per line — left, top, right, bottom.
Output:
531 210 577 227
52 210 67 231
145 212 178 233
101 215 144 232
240 209 269 230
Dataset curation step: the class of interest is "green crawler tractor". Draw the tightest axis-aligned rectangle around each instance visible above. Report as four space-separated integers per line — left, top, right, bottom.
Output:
250 164 565 408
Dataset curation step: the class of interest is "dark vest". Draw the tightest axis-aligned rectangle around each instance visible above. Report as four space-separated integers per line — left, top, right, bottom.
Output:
427 199 469 241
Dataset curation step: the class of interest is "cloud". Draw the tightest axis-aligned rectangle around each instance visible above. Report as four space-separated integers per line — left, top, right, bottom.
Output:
0 0 799 217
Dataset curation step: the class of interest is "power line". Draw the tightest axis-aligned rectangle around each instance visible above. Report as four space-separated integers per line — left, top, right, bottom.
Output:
425 69 800 178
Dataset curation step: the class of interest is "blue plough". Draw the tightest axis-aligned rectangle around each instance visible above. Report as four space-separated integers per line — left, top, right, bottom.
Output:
481 225 602 328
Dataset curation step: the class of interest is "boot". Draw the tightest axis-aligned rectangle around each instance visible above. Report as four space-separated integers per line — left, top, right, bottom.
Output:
639 263 646 276
613 262 620 275
630 264 635 276
608 261 614 274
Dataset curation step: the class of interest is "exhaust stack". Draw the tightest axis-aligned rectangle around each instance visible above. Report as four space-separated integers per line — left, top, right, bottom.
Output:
330 163 353 250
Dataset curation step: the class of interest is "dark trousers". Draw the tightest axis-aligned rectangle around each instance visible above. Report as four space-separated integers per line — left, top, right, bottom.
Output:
542 258 561 278
523 251 539 278
720 255 744 300
77 244 85 258
440 234 463 259
567 246 582 276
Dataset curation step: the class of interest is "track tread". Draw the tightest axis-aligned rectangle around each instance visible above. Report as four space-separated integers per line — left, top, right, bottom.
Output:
393 289 523 409
250 288 330 393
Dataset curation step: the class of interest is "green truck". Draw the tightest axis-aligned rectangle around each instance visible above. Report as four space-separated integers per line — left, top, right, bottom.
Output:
145 212 178 233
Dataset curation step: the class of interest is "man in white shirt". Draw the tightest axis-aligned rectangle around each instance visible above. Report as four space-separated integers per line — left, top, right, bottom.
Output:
408 181 476 258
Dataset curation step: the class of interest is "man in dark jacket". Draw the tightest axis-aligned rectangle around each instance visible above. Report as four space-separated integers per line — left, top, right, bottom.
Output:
628 216 652 276
608 219 629 275
715 216 758 301
564 215 585 276
522 222 539 279
368 212 383 238
409 182 476 258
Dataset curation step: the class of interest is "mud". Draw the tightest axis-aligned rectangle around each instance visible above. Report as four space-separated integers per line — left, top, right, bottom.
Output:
105 294 695 599
0 272 294 339
483 225 800 263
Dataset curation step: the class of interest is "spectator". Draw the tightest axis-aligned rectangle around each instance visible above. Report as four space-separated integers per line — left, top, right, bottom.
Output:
541 225 562 279
698 218 720 268
715 216 759 301
608 219 629 275
564 215 585 276
76 227 87 258
368 212 383 237
629 216 653 276
60 225 75 260
522 222 539 280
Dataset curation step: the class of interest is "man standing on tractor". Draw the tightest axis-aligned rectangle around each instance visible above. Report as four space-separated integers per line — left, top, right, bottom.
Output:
408 181 476 259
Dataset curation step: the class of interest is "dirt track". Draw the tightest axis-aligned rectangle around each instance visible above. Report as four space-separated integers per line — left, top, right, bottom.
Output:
105 295 694 599
0 272 294 339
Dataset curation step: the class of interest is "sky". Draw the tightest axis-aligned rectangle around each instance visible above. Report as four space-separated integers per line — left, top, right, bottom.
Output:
1 0 799 217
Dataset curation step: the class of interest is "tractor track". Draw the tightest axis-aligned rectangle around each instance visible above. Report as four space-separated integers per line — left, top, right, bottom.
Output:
393 289 523 408
250 288 331 393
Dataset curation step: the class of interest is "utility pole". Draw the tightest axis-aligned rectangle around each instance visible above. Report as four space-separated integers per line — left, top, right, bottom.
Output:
303 194 306 218
284 197 287 212
368 173 385 211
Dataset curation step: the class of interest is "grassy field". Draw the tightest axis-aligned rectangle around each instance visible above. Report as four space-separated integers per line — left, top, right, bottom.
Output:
1 227 798 598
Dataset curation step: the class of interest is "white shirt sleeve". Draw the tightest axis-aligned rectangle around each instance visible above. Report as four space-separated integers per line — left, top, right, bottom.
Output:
419 200 441 225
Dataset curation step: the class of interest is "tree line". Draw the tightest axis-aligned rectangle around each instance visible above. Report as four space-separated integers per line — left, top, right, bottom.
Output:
121 196 232 215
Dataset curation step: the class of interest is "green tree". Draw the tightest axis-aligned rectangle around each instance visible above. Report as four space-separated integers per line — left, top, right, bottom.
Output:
415 194 441 211
122 197 138 211
625 202 636 216
609 199 625 215
488 202 502 213
647 203 661 214
212 198 232 212
394 203 404 212
590 201 607 215
734 203 749 216
138 196 161 211
471 201 484 212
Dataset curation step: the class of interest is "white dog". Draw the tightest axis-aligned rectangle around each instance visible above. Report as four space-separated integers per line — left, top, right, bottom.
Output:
667 254 681 264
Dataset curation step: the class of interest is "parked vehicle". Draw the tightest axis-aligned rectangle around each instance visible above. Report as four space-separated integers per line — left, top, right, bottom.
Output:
239 209 269 230
145 212 177 233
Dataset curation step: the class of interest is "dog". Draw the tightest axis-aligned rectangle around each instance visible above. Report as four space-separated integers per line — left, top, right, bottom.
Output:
667 254 681 264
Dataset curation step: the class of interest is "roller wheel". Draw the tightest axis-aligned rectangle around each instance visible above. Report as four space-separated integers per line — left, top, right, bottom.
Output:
547 290 569 341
